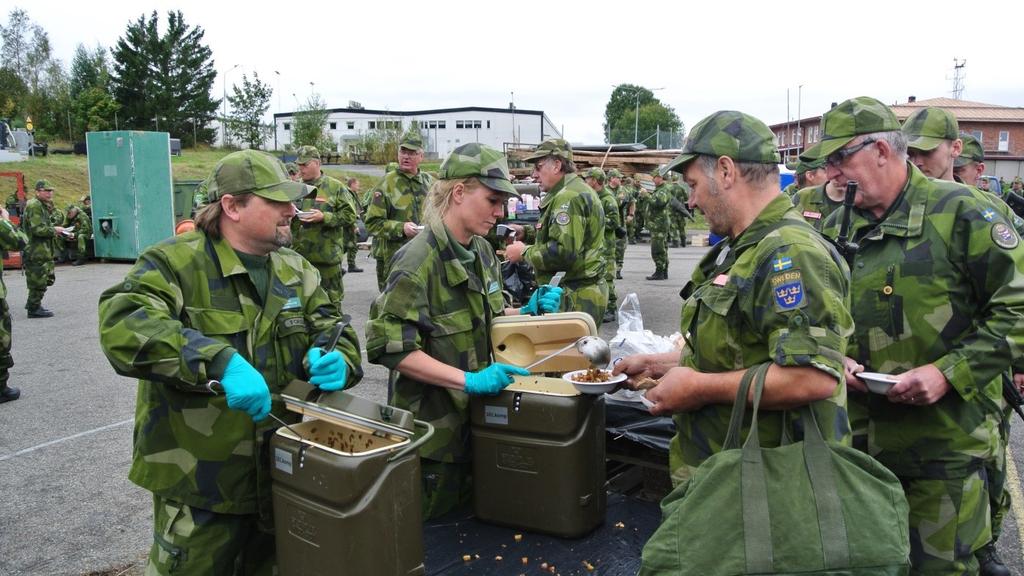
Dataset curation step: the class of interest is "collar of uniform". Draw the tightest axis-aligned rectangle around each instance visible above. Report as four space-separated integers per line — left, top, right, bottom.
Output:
730 194 799 252
428 219 475 290
855 162 927 241
398 169 423 184
539 173 576 209
209 233 251 278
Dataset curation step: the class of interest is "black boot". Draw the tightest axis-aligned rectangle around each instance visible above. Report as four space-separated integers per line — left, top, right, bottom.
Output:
615 270 623 280
0 386 19 403
977 543 1010 576
646 270 667 281
27 307 54 318
347 262 363 273
603 310 616 323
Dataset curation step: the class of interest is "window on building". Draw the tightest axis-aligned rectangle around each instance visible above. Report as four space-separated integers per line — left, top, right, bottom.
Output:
437 121 446 129
473 120 482 129
368 121 376 129
790 131 795 146
487 120 491 129
972 130 983 143
456 120 465 129
999 130 1009 152
284 122 290 130
347 121 355 130
329 122 337 130
797 127 803 146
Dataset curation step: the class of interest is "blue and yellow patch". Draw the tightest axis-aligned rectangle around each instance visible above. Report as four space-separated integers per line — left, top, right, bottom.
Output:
770 270 806 312
981 208 996 222
771 256 793 272
283 296 302 310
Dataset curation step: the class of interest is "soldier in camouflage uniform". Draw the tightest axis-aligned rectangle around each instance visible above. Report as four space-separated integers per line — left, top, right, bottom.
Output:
98 150 363 575
614 112 854 572
344 177 364 273
667 173 690 247
903 106 1019 576
633 177 649 243
504 138 609 326
645 170 672 280
955 134 986 188
292 145 356 313
0 208 26 403
808 96 1024 575
61 201 91 266
23 180 67 318
365 132 435 290
584 168 622 323
607 169 633 278
366 143 562 520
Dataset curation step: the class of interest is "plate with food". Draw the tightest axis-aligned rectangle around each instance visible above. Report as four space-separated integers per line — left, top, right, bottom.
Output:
856 371 900 395
562 368 626 394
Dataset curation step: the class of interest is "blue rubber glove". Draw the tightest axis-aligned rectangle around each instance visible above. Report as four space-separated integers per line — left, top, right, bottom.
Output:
520 285 563 315
306 348 349 391
464 363 530 396
220 353 271 421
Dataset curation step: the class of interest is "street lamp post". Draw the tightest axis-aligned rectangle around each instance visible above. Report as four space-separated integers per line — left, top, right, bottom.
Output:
617 86 664 144
222 64 240 147
796 84 803 155
274 70 281 151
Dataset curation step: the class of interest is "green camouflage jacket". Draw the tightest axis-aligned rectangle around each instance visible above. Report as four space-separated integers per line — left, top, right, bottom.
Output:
597 186 621 250
820 163 1024 478
645 183 672 232
62 204 92 238
98 230 363 515
609 183 634 220
523 173 606 285
22 197 56 262
292 173 351 265
671 194 853 484
364 169 435 260
782 182 800 198
366 219 505 463
0 218 27 299
792 185 843 231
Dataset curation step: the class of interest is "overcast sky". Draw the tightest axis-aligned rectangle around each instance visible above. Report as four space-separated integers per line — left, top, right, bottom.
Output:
16 0 1024 145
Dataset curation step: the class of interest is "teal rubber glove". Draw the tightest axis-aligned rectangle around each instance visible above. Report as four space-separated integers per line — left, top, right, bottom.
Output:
520 285 563 315
306 348 348 391
220 353 271 421
464 363 530 396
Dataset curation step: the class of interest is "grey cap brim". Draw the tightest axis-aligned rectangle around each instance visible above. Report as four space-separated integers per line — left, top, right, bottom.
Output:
905 135 945 152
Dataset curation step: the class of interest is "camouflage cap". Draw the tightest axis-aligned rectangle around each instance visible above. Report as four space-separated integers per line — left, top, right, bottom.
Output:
206 150 313 203
608 168 624 179
438 143 519 197
664 111 781 174
902 107 959 151
285 161 299 175
800 96 900 161
955 133 984 167
35 179 54 191
399 131 424 151
80 194 91 203
522 138 573 163
796 157 826 174
585 167 606 182
295 145 320 164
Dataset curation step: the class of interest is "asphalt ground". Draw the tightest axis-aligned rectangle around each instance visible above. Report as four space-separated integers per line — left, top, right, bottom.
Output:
1 242 1022 574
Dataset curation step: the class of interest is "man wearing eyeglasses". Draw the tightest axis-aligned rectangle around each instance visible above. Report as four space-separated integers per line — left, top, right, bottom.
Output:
807 96 1024 575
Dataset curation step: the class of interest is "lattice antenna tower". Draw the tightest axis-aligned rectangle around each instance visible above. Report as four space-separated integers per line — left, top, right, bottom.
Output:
951 58 966 100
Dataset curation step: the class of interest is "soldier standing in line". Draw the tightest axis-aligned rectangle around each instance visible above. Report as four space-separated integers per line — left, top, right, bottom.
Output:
98 150 363 574
504 138 608 326
0 207 26 403
23 180 66 318
365 132 434 291
645 169 672 280
809 96 1024 575
344 176 363 273
584 167 622 324
366 143 561 520
612 112 853 570
293 145 355 313
633 177 649 244
607 169 633 279
667 172 690 247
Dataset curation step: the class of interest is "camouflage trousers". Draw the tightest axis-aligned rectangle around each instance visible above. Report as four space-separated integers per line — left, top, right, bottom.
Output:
563 278 609 328
649 227 668 274
671 216 687 246
986 404 1012 541
24 256 54 311
903 470 990 575
615 235 627 270
312 262 344 316
345 234 359 266
421 459 472 521
604 245 617 314
375 255 395 292
146 494 275 576
0 297 12 390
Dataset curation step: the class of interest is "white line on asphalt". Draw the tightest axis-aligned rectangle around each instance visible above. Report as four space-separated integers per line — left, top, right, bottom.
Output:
1007 446 1024 545
0 418 134 463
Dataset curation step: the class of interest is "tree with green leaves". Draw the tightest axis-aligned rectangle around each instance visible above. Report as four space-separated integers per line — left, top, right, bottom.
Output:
604 84 683 146
291 94 334 153
1 8 65 138
226 72 272 150
68 44 118 139
0 67 27 119
111 10 218 146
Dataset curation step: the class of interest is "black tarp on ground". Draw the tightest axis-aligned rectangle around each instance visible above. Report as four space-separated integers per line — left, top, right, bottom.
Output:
424 493 661 575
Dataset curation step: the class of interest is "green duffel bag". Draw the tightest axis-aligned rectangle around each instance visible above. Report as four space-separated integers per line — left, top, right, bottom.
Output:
640 363 910 575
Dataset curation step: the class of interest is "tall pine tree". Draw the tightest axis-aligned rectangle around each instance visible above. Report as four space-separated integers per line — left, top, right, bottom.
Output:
111 11 218 146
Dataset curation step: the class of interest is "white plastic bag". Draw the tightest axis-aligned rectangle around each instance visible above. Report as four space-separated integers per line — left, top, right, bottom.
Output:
606 293 683 403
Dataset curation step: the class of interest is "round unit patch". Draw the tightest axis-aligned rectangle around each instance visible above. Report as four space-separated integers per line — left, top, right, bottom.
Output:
554 211 571 226
992 222 1019 249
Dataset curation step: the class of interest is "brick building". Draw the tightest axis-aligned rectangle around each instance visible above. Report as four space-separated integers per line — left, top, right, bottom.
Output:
769 96 1024 179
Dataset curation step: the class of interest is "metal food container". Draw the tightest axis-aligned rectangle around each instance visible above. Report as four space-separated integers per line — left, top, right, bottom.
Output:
272 380 433 576
470 312 607 538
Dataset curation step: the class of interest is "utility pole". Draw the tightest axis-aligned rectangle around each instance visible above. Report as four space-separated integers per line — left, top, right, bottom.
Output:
952 58 966 100
796 84 803 156
785 88 791 162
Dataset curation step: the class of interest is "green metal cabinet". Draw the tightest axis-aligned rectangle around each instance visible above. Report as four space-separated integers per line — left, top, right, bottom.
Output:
86 131 174 260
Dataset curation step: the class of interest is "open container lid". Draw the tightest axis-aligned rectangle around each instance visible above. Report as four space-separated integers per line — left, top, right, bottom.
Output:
490 311 597 374
281 379 416 439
